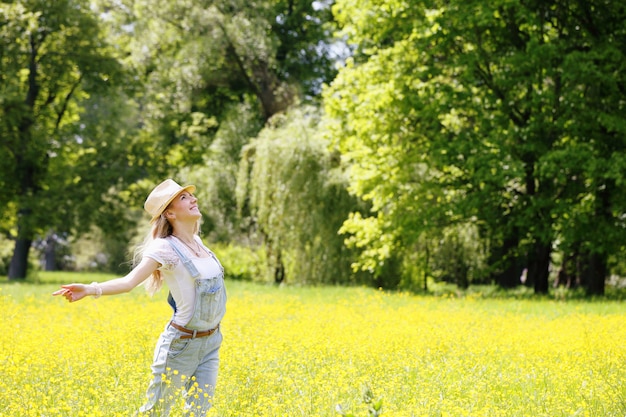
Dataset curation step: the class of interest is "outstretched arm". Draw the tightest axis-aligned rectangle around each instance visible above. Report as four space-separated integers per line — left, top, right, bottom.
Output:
52 257 160 303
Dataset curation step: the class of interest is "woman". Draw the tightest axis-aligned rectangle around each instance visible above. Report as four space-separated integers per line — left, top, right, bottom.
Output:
53 179 227 416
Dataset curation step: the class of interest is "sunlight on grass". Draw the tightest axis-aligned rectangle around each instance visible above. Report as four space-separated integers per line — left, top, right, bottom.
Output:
1 274 625 416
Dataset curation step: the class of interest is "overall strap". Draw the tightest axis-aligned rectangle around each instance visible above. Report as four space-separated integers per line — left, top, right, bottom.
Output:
165 237 201 312
166 238 201 278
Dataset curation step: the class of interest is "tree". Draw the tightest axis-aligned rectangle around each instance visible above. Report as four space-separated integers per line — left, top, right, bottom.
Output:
237 106 364 284
0 0 342 278
1 0 131 279
93 0 340 247
97 0 338 129
324 0 626 294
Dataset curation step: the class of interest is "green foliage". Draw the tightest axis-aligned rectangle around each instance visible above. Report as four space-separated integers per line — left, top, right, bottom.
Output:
0 0 137 278
81 0 340 272
183 101 264 243
3 0 625 300
429 223 490 289
0 235 15 276
237 106 366 285
211 243 266 282
2 0 339 279
325 0 626 294
94 0 337 149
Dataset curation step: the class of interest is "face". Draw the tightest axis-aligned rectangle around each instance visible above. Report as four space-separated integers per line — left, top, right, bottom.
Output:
165 191 201 222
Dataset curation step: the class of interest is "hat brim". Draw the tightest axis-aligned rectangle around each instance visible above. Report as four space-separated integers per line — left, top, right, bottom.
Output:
149 184 197 223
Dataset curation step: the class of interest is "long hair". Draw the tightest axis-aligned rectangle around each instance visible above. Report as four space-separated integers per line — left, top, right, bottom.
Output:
135 214 200 295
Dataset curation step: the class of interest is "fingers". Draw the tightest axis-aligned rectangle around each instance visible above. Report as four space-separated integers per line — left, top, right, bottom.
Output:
52 286 76 302
52 287 71 296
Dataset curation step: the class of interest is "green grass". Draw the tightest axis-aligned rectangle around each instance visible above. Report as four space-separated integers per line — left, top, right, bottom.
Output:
2 269 626 305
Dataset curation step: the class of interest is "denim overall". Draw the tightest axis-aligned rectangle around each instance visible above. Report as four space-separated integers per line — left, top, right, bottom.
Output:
138 239 226 416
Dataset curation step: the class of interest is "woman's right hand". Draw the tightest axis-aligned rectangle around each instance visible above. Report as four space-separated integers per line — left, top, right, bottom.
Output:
52 284 92 303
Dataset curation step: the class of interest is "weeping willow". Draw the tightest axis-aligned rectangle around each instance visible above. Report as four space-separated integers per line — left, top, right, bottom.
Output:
236 106 366 285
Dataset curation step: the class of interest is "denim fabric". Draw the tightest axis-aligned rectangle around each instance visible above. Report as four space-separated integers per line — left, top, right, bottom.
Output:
138 275 226 416
187 276 226 331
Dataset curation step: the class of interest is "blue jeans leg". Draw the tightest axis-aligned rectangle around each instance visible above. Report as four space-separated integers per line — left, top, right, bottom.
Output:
138 326 222 416
184 330 222 414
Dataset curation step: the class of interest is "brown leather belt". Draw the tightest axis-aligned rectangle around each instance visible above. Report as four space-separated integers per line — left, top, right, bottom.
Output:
170 321 219 340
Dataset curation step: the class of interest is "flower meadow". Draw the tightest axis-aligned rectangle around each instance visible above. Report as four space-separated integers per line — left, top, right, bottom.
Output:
1 277 625 417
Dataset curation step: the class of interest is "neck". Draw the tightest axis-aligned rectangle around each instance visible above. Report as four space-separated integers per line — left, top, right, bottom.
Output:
171 223 196 243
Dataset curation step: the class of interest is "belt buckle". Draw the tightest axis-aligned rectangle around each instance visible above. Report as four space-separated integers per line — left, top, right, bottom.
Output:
191 329 198 339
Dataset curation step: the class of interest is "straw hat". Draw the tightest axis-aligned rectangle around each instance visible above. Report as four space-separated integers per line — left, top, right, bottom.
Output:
144 179 196 223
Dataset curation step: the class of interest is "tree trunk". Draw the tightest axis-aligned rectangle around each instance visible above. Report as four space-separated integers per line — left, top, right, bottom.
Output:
8 238 32 280
8 33 40 280
274 250 285 284
581 251 606 296
44 234 57 271
554 249 580 289
423 244 429 292
580 182 611 296
528 241 551 294
492 235 523 288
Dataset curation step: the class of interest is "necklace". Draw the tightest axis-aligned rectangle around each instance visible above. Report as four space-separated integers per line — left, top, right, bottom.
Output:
173 235 202 257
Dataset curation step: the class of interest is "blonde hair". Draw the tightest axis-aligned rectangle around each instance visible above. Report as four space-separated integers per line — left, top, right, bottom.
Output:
135 214 200 295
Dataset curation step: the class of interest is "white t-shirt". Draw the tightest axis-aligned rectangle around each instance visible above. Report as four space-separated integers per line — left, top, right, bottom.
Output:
143 236 222 326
